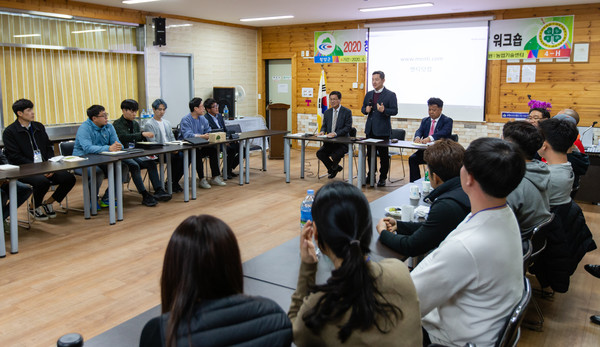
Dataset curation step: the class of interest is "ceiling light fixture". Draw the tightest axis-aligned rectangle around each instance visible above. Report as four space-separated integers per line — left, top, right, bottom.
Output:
359 2 434 12
166 24 192 28
14 34 41 38
71 29 106 34
122 0 161 4
28 11 73 19
240 15 294 22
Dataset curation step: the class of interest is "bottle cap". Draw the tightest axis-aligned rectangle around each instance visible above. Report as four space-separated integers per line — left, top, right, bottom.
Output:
307 189 314 194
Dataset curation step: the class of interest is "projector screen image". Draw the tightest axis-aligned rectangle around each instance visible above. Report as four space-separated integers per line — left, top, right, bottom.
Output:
367 21 489 122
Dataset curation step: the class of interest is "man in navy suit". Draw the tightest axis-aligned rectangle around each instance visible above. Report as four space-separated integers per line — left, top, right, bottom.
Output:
361 71 398 187
317 91 353 179
409 97 453 182
204 98 240 179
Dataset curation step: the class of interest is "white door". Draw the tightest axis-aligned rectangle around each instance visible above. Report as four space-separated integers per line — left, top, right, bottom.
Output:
160 53 193 126
267 59 292 131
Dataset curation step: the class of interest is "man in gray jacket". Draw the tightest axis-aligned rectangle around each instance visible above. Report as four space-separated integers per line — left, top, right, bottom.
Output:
143 99 184 193
503 121 552 238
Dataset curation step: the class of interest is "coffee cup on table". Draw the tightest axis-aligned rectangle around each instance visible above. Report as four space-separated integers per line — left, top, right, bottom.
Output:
401 204 414 222
409 185 420 199
422 181 431 194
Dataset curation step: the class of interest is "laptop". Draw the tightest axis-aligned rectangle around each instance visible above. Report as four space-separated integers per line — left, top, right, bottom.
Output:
123 148 145 154
184 137 209 145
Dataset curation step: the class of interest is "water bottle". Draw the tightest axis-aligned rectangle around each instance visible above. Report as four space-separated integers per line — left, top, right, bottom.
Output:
300 189 314 229
57 333 83 347
424 171 429 181
223 105 229 120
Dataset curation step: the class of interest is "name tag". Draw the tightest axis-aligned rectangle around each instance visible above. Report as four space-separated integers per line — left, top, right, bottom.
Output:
33 150 43 163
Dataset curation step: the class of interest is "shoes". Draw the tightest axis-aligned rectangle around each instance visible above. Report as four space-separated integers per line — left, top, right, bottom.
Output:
328 165 343 179
3 219 9 233
141 191 158 207
153 188 172 202
169 182 183 193
199 178 212 189
584 264 600 279
29 206 49 221
211 176 226 186
591 315 600 325
99 198 117 208
377 179 387 187
229 171 238 178
42 203 57 218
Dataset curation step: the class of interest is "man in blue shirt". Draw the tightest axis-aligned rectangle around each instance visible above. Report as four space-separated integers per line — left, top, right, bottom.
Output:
73 104 122 207
178 98 225 189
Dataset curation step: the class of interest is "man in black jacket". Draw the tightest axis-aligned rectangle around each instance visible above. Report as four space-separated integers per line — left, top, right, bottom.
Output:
316 91 352 179
203 98 240 179
3 99 75 220
376 139 470 257
361 71 398 186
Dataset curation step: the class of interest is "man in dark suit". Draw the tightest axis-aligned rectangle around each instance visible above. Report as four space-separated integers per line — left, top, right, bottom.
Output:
361 71 398 187
409 97 453 182
316 91 353 179
203 98 239 179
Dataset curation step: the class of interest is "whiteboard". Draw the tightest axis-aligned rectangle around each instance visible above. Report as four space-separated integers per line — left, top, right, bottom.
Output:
367 21 489 122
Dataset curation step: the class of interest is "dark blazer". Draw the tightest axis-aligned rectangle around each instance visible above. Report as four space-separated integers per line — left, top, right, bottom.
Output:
3 120 54 165
320 105 352 136
361 87 398 137
204 113 227 132
414 113 453 141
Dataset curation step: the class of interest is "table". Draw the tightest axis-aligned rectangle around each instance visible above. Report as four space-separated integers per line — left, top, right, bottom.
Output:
0 154 120 256
284 134 357 185
283 135 428 188
243 182 426 289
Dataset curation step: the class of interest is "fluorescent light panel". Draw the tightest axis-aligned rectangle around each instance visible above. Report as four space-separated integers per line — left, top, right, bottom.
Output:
166 24 192 28
360 2 434 12
122 0 161 4
14 34 41 38
240 15 294 22
71 29 106 34
28 11 73 19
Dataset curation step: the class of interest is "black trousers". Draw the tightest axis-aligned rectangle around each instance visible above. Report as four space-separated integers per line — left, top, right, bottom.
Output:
173 146 221 181
19 170 76 207
225 143 241 173
409 149 425 182
366 135 389 180
316 143 347 172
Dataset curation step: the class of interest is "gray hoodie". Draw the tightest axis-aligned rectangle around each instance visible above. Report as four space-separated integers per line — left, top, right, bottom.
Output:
507 159 552 236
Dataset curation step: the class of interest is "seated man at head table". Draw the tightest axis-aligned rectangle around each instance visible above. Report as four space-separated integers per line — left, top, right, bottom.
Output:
142 98 185 193
376 139 470 257
502 121 552 239
113 99 171 206
316 91 353 179
537 117 578 208
0 150 32 228
2 98 76 220
178 97 225 189
408 97 453 182
411 137 525 347
203 98 241 180
72 104 122 208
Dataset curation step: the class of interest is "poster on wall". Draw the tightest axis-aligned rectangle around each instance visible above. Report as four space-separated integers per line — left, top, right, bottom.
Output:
314 29 367 63
488 15 573 60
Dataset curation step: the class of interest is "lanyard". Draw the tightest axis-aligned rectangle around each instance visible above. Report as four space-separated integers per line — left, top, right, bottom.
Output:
466 203 507 223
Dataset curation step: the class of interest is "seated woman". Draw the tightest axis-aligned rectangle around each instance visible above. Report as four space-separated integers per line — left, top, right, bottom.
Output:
289 181 422 346
139 215 292 347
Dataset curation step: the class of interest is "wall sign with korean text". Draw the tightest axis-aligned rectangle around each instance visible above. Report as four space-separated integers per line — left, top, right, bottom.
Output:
488 16 573 60
314 29 368 64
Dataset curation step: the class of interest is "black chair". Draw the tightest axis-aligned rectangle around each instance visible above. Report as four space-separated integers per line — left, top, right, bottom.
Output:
316 127 357 181
495 277 532 347
388 128 406 183
450 134 459 142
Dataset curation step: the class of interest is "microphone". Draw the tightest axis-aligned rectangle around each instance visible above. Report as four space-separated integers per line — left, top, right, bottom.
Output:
581 121 598 137
368 99 373 115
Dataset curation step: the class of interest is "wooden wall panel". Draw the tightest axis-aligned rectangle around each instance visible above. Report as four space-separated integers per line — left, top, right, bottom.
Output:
260 4 600 127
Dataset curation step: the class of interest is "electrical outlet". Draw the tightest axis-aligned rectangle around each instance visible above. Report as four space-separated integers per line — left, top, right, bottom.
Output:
301 51 305 57
258 94 261 99
352 82 358 88
360 83 364 89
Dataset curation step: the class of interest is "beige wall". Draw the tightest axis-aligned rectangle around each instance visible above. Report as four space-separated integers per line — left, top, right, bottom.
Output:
144 17 258 117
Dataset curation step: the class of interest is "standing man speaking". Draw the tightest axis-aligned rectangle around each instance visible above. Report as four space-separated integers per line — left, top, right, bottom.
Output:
361 71 398 187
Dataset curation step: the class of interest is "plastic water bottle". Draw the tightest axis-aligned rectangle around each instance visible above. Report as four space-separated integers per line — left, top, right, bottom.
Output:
424 171 430 181
300 189 314 229
223 105 229 120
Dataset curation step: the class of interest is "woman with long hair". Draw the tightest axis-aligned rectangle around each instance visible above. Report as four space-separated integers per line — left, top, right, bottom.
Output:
139 215 292 347
288 181 422 346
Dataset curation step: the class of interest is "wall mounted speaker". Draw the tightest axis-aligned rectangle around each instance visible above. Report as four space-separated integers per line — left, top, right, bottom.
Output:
153 17 166 46
213 87 235 119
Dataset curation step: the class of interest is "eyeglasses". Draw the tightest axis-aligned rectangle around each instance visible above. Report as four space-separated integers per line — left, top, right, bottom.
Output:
527 116 542 120
95 112 109 118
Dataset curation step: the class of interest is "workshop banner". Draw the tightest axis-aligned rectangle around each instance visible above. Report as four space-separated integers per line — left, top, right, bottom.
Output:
314 29 368 63
488 15 573 60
